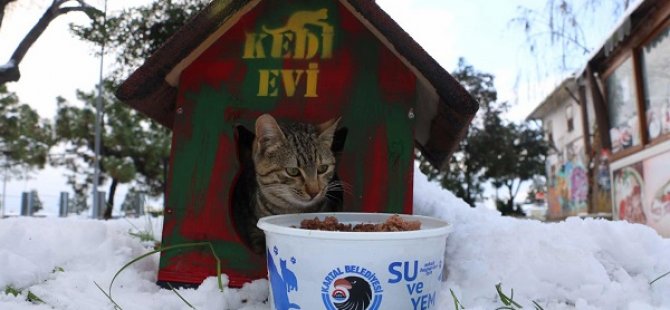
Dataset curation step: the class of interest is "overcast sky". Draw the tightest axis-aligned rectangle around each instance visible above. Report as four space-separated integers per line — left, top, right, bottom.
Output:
0 0 627 215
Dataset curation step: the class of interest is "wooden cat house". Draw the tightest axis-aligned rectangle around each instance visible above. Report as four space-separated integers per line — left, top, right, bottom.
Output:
116 0 478 287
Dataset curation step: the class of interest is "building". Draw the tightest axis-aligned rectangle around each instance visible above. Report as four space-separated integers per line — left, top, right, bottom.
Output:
530 0 670 236
528 77 592 220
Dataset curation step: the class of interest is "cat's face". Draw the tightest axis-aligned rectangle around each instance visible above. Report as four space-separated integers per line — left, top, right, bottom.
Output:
253 114 339 208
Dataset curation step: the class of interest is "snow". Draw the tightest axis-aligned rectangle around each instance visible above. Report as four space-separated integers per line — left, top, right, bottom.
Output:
1 167 669 309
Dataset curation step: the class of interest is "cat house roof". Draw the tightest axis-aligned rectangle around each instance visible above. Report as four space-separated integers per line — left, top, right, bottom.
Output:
115 0 478 168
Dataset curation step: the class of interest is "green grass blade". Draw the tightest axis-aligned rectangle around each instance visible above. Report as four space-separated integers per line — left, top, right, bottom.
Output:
650 270 670 286
532 300 544 310
206 242 224 291
128 231 156 242
167 282 197 309
449 288 466 309
495 283 522 308
26 291 44 304
123 217 140 231
94 281 123 310
4 286 20 297
495 283 510 306
108 242 224 300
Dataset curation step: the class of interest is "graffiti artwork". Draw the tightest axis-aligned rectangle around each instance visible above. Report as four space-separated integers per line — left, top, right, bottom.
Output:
611 149 670 237
548 161 589 217
612 164 646 224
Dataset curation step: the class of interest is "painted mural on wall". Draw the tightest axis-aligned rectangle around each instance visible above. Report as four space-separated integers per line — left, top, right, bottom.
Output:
546 143 589 219
555 161 588 216
612 150 670 237
612 163 646 224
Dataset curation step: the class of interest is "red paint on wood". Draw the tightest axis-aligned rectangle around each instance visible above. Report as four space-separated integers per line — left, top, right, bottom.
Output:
177 135 239 241
378 47 417 104
362 126 389 213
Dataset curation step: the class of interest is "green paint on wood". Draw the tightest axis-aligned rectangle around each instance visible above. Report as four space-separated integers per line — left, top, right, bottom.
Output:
162 85 274 269
385 107 414 213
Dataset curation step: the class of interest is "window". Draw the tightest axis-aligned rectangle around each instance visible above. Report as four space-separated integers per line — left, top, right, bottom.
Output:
566 105 574 132
544 120 553 146
640 24 670 141
606 57 640 153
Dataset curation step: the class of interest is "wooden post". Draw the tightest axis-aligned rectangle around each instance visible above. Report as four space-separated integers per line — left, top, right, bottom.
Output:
586 64 612 151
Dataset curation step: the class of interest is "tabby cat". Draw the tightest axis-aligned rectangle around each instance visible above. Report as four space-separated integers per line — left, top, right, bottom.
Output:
235 114 342 255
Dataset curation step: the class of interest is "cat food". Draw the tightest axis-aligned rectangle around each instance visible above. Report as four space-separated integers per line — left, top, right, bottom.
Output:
299 214 421 232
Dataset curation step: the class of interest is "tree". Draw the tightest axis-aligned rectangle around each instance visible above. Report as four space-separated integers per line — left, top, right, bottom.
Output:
60 0 208 218
510 0 635 79
54 81 171 219
477 112 548 215
0 84 53 178
417 59 548 214
417 58 498 206
71 0 209 83
68 178 90 215
0 0 99 85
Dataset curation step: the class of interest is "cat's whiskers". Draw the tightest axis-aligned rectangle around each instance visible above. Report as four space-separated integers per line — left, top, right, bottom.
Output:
324 192 343 204
326 180 353 196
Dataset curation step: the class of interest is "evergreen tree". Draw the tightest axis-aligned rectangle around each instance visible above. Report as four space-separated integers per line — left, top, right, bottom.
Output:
53 81 170 219
71 0 209 83
417 59 548 215
58 0 209 218
417 58 497 206
0 85 53 178
477 112 548 215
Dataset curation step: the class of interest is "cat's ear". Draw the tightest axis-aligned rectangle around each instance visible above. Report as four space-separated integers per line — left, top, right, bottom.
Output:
316 117 341 147
255 114 286 151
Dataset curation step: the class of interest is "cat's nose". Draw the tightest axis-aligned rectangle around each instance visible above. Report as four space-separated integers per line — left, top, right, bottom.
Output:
306 186 320 199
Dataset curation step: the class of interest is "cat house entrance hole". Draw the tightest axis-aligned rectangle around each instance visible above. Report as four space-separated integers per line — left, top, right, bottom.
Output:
230 124 348 254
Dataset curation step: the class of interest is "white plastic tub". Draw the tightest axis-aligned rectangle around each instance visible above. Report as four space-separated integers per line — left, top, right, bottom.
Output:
257 212 450 310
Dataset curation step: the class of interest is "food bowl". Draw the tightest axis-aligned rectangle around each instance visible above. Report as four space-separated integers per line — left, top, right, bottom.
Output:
257 212 450 310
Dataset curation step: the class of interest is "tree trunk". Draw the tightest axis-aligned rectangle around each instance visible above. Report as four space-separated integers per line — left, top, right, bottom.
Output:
103 178 118 220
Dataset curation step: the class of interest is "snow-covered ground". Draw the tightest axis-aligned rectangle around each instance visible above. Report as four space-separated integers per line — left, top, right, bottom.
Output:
1 168 669 309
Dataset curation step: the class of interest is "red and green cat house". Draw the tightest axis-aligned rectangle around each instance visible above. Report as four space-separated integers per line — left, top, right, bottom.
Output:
116 0 478 287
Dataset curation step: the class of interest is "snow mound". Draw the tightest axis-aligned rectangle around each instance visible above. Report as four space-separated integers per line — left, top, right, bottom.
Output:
0 167 668 309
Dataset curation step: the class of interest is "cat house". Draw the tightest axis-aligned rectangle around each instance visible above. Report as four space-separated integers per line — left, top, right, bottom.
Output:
116 0 478 287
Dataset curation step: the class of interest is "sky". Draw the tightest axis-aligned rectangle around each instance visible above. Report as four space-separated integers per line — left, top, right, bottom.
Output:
0 0 629 215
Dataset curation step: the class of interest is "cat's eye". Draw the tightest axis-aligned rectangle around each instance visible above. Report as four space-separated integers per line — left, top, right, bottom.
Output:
285 167 300 177
317 165 329 174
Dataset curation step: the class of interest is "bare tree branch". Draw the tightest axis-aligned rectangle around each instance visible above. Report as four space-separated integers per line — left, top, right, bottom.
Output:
0 0 99 85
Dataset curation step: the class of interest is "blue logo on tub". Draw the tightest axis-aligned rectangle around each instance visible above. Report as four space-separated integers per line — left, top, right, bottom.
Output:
267 246 301 310
321 265 383 310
